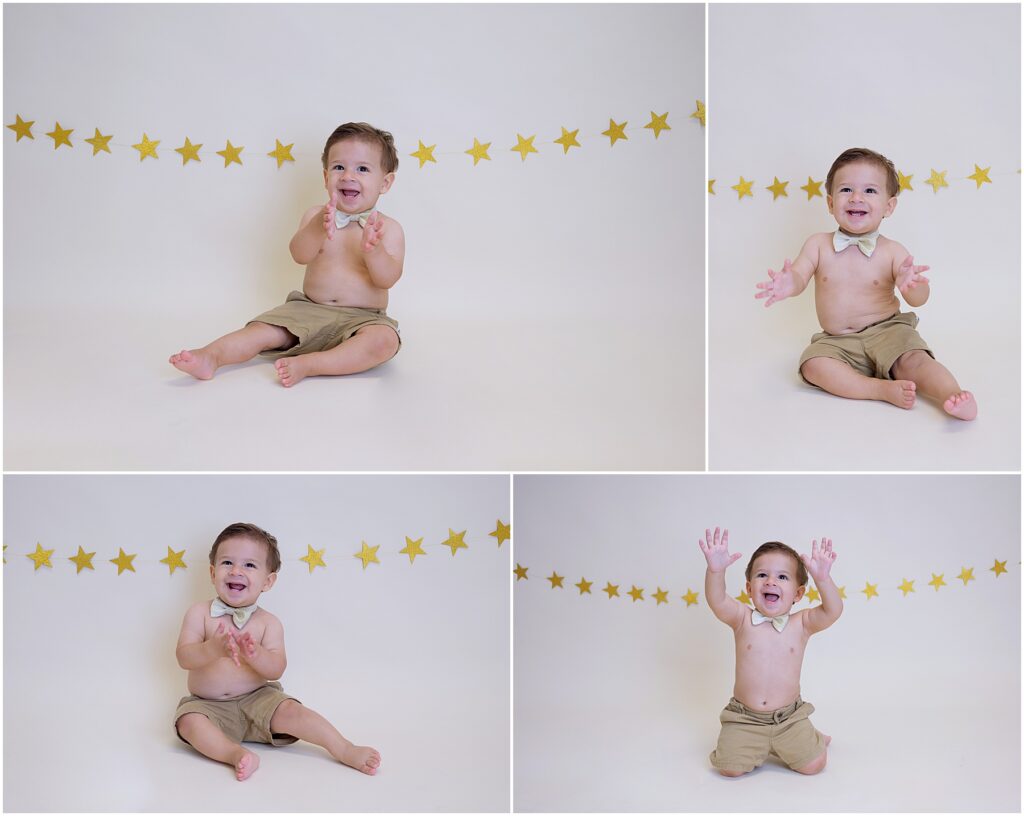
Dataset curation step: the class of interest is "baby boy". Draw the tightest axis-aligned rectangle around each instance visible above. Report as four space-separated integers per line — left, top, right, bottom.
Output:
170 122 405 387
174 522 381 780
699 527 841 777
755 147 976 420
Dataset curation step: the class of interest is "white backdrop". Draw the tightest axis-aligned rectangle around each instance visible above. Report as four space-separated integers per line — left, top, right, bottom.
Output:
513 474 1021 812
3 3 706 471
3 474 510 812
708 4 1020 470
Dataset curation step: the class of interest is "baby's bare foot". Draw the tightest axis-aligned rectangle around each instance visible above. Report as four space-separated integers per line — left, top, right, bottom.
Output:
235 749 260 781
169 349 217 380
275 357 313 388
879 379 916 410
339 744 381 775
943 390 977 421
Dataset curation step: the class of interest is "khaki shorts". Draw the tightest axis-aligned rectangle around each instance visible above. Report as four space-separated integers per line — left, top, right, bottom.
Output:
709 696 826 773
249 290 401 361
798 311 933 383
174 682 300 747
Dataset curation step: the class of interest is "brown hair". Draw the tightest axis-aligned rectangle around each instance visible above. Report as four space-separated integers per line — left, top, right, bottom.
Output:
826 147 900 198
745 542 808 588
321 122 399 174
210 522 282 574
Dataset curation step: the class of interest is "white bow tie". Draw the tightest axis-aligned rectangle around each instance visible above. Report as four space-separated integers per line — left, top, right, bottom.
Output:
833 229 878 258
751 608 789 632
211 597 258 629
335 208 375 230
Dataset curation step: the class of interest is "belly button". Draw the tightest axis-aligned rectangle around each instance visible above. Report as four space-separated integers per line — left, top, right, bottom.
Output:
822 276 828 282
873 279 879 285
790 647 795 653
746 644 752 650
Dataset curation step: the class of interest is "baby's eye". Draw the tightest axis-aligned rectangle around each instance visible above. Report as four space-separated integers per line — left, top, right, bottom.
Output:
245 562 256 569
358 165 369 172
866 187 878 194
780 575 789 580
840 186 852 193
332 164 343 171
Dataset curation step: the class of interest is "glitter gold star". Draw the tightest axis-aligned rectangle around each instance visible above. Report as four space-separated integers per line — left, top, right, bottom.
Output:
897 578 915 597
990 559 1008 577
554 126 581 154
488 520 510 546
47 121 74 150
68 546 96 573
175 137 202 165
216 140 244 168
575 577 593 594
399 536 426 564
897 170 914 192
957 566 975 586
353 541 380 570
7 114 35 141
132 133 160 161
800 177 824 199
465 137 491 166
967 164 992 189
924 169 948 193
160 546 187 575
644 111 671 139
690 100 706 127
736 590 751 605
861 581 879 600
84 128 113 156
805 587 820 604
602 118 628 146
708 179 716 194
267 139 295 169
627 585 644 602
27 543 55 570
654 587 670 605
603 581 620 599
441 529 468 556
682 589 700 607
514 563 529 581
766 177 789 200
300 545 327 573
511 133 538 161
732 176 754 199
837 586 847 600
928 573 947 591
410 140 437 168
547 571 564 588
110 548 137 575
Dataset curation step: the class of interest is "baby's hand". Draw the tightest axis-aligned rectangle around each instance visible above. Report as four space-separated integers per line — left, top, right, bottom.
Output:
800 537 837 583
362 211 384 253
895 255 930 295
235 631 258 663
214 622 241 667
754 259 798 307
699 527 743 573
323 191 338 241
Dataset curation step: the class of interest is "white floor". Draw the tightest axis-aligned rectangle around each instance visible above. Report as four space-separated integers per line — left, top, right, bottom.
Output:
4 302 701 472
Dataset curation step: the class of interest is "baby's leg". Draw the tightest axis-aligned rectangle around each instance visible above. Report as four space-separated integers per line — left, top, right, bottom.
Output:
169 322 294 380
269 699 381 775
274 325 399 388
800 357 916 410
793 734 832 775
176 712 260 781
890 350 977 420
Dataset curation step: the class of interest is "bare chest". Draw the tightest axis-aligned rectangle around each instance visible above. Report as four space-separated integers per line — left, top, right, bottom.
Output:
202 614 266 644
816 249 893 294
736 618 808 665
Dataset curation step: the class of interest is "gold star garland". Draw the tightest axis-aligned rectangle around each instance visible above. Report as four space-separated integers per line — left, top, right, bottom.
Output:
5 106 702 171
516 557 1014 610
6 520 508 576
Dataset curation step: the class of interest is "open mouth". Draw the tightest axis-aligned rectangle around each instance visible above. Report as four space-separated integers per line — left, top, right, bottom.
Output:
339 189 360 200
763 592 781 604
846 209 868 217
227 582 246 593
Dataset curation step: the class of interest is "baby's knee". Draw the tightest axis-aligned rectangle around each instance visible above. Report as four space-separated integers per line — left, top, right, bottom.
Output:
176 712 209 738
891 349 930 376
793 750 827 775
359 326 400 359
717 767 749 778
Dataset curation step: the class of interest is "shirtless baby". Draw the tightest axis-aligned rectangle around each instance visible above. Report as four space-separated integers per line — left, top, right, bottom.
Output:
699 527 842 777
174 522 380 780
170 122 405 387
755 147 976 420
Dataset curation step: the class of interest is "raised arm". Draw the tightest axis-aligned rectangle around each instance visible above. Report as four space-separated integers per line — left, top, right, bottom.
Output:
699 527 747 630
801 538 843 635
754 237 818 307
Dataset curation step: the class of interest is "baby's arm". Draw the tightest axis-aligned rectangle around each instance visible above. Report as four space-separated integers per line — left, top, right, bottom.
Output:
235 615 287 681
891 244 931 307
289 202 332 265
754 236 819 307
361 213 405 289
800 538 843 635
176 603 241 668
699 527 747 629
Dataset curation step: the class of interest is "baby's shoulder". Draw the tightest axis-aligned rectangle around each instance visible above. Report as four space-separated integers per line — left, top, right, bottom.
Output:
254 606 282 628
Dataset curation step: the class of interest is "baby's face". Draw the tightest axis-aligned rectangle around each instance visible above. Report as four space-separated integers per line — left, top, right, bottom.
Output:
323 138 394 213
827 160 897 235
209 536 277 608
746 552 805 617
